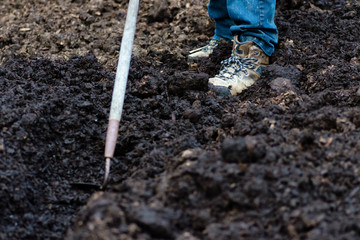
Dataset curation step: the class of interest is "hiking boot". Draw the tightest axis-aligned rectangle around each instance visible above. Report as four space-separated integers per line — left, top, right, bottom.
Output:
209 38 269 96
188 39 219 61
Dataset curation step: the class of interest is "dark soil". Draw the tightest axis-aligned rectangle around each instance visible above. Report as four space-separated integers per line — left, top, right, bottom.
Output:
1 0 359 239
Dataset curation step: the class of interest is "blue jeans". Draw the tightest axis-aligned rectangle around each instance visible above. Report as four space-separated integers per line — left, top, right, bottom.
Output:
208 0 278 56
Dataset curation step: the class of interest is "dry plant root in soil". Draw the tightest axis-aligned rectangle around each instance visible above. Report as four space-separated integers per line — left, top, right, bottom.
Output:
0 0 359 239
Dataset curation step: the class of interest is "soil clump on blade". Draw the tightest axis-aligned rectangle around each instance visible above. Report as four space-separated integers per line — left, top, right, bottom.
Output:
0 0 359 239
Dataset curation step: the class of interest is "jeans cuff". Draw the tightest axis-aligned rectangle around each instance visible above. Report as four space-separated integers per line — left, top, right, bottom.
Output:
240 35 274 56
212 34 221 41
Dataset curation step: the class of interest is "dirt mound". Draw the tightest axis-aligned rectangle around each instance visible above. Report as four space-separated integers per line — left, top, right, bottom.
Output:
1 0 359 239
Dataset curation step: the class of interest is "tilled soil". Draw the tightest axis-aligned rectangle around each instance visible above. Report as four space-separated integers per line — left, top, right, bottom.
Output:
1 0 359 239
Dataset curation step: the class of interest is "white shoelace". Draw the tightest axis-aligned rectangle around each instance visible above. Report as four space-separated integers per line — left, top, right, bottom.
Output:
219 55 257 75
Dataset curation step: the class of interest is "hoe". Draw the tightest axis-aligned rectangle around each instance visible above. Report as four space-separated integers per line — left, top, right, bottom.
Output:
102 0 140 189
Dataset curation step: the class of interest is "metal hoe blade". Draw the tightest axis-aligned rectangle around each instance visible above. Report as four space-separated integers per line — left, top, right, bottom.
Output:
101 0 140 189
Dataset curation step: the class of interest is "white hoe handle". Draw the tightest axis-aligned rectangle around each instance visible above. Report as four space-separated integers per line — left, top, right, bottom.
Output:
110 0 139 122
102 0 140 188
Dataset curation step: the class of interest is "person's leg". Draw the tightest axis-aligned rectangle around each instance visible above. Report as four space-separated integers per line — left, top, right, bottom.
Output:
208 0 278 96
227 0 278 56
208 0 235 41
188 0 234 61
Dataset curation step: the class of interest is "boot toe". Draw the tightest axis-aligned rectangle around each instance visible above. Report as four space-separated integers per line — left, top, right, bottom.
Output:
208 83 232 97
